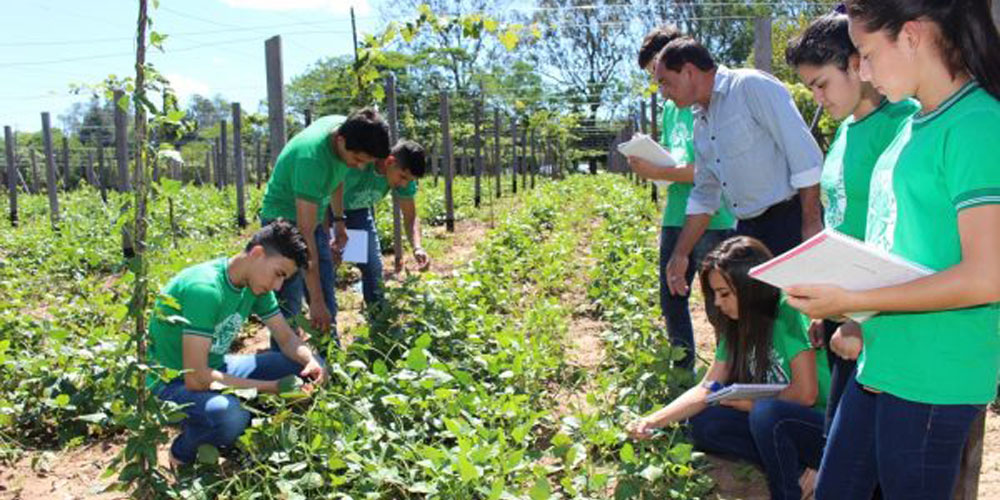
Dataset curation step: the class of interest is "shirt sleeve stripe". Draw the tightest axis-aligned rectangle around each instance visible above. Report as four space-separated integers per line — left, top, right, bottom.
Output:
182 329 215 339
258 308 282 321
954 188 1000 211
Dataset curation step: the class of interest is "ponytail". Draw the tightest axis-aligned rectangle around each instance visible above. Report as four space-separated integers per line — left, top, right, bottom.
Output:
949 0 1000 100
846 0 1000 100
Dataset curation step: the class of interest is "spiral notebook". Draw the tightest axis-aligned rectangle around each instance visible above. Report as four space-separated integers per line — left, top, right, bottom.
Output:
705 384 788 404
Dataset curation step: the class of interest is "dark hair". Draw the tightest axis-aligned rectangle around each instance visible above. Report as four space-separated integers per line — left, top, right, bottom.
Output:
786 13 856 71
699 236 780 385
845 0 1000 100
246 219 309 270
337 108 392 159
391 140 427 177
638 24 683 69
658 37 716 73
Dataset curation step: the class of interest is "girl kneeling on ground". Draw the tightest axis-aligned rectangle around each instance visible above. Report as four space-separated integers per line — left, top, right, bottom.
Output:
626 236 830 500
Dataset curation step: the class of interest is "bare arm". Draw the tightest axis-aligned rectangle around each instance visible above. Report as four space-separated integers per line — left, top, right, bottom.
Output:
627 156 696 183
266 313 328 385
295 199 331 332
399 198 421 251
627 360 730 438
665 213 712 296
798 184 824 240
182 335 278 393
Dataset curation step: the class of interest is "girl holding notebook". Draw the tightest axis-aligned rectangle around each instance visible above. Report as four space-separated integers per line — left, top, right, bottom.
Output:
786 0 1000 497
627 236 830 500
784 11 919 436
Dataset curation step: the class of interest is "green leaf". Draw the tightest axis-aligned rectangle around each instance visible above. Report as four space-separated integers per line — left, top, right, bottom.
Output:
372 359 388 377
457 455 479 482
528 477 552 500
406 348 428 371
414 332 432 349
53 394 70 407
619 442 636 464
196 444 219 465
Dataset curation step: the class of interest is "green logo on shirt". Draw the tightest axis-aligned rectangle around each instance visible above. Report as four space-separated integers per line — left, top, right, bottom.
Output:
211 313 244 355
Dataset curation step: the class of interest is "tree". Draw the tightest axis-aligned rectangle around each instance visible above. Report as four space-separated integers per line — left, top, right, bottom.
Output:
285 55 356 119
529 0 638 124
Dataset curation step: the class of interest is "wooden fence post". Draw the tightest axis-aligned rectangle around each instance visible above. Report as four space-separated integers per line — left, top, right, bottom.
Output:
233 104 247 228
529 128 536 189
265 36 287 168
220 119 229 186
4 126 16 226
113 90 130 191
385 74 404 269
510 116 517 194
441 91 454 233
754 17 773 74
493 108 501 199
473 98 482 208
97 146 108 202
41 113 60 229
60 136 70 189
255 136 263 189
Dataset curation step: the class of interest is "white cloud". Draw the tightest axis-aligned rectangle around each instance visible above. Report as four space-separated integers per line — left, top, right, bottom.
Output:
220 0 371 16
165 73 211 100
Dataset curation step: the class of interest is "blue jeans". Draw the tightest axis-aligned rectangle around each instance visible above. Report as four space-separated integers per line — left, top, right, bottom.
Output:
659 226 731 371
344 208 384 305
821 319 856 437
261 218 337 350
816 379 984 499
689 399 826 500
155 351 307 464
736 195 803 257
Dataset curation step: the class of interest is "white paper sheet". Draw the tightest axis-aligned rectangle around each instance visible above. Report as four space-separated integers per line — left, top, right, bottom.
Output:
341 229 369 264
749 229 934 322
705 384 788 404
616 133 676 187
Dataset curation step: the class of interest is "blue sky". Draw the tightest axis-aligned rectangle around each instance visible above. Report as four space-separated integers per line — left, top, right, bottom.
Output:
0 0 383 132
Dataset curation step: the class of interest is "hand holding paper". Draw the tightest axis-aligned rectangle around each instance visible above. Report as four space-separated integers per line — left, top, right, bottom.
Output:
617 133 676 187
750 230 933 321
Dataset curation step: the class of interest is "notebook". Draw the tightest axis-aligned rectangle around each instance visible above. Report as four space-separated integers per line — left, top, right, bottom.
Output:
749 229 934 322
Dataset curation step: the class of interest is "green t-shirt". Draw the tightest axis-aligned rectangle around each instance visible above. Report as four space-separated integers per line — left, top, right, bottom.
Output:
660 101 736 229
147 257 281 388
820 99 919 239
260 115 349 224
860 81 1000 404
342 162 418 211
715 296 831 412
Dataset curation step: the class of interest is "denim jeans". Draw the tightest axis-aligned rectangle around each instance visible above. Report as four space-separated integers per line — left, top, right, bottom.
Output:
821 319 856 437
815 379 984 500
155 351 307 464
344 208 384 306
261 218 337 350
736 195 803 257
689 399 826 500
659 227 732 371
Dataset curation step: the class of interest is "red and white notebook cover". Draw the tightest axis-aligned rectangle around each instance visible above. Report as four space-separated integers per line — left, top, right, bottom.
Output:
749 229 933 322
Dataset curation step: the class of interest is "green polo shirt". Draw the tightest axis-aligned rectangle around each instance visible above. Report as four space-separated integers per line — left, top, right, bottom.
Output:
147 258 281 389
342 163 417 211
260 115 349 224
820 99 918 239
861 81 1000 404
660 101 735 229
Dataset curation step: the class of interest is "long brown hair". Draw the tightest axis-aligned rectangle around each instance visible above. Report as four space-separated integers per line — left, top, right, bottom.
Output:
845 0 1000 100
699 236 780 384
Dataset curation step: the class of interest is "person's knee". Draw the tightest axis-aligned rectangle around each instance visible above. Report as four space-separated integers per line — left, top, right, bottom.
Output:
205 395 250 446
748 398 783 438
